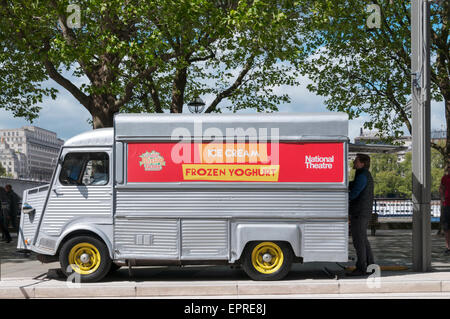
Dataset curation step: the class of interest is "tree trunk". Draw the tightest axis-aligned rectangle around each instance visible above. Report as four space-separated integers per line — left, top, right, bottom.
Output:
92 110 115 129
90 94 117 129
170 67 188 113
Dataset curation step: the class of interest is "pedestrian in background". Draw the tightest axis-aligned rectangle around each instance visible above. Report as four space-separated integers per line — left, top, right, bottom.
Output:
0 187 12 243
440 164 450 254
5 184 20 232
347 153 375 276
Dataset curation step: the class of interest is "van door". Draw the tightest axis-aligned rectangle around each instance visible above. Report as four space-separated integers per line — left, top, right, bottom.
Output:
39 149 113 238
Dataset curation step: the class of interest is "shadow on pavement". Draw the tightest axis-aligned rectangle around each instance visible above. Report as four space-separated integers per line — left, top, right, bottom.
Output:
2 229 450 282
0 233 36 263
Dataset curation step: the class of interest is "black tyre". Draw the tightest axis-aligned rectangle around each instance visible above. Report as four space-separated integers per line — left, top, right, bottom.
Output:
108 263 122 274
59 235 112 283
242 241 293 281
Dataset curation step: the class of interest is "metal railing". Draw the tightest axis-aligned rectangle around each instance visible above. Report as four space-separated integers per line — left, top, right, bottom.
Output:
373 198 441 220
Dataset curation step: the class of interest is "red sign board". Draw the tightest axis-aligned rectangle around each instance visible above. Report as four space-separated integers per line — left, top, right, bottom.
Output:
127 142 344 183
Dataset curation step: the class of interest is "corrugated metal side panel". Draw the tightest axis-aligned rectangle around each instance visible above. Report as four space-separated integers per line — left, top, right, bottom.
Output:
181 220 228 258
19 188 48 248
115 190 347 219
114 218 179 258
40 186 111 236
303 222 348 254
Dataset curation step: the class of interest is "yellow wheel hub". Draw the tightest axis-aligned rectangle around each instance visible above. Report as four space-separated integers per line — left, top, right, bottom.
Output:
68 243 101 275
251 242 284 274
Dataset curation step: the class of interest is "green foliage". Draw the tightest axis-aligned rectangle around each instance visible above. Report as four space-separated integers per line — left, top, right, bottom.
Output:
431 141 446 198
0 0 305 127
370 153 408 198
0 163 5 176
298 0 449 143
350 151 445 198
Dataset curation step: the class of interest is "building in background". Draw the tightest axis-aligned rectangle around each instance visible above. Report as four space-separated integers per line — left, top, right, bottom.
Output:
0 141 27 179
431 129 446 144
354 128 412 161
353 127 446 161
0 126 64 181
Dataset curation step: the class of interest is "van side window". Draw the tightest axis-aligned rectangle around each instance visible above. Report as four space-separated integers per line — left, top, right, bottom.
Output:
59 152 109 186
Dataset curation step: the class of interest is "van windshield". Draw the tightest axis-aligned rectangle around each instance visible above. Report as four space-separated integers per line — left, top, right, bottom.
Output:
59 152 109 186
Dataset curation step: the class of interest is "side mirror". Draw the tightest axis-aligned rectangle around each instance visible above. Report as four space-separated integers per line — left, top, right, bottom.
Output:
22 203 36 215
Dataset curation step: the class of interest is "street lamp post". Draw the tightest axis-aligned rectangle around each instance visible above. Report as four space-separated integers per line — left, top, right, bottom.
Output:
411 0 431 272
188 96 206 114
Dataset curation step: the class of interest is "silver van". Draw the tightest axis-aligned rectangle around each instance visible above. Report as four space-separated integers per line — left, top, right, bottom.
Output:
18 113 349 282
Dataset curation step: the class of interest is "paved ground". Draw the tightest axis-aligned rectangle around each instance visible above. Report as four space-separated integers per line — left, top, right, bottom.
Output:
2 227 450 298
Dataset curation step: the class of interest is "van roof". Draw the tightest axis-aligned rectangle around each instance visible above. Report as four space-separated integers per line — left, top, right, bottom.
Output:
64 112 349 146
114 112 348 141
64 128 113 147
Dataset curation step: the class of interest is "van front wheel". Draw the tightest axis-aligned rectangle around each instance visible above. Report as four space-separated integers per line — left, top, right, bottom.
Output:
59 236 111 283
242 241 293 281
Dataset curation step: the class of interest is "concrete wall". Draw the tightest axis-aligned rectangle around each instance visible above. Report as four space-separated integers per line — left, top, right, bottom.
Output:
0 177 47 200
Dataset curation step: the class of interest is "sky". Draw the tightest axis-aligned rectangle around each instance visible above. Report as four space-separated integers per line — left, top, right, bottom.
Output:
0 73 446 142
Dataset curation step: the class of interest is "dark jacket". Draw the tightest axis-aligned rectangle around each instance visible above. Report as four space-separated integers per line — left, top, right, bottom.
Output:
0 188 10 220
6 190 19 217
349 167 374 217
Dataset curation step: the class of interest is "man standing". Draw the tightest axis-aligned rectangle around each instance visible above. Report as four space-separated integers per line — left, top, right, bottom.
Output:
0 187 11 243
5 184 20 232
347 153 375 276
440 164 450 254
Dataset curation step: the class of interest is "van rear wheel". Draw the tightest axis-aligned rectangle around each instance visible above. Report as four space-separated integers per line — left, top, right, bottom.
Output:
59 236 111 283
242 241 293 281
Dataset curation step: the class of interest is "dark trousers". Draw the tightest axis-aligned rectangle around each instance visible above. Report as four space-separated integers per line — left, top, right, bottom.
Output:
0 214 11 241
350 214 374 272
9 212 17 232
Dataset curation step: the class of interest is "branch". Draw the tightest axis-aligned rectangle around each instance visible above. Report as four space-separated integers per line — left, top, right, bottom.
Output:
147 74 163 113
114 51 177 110
49 0 101 85
385 82 412 134
371 0 411 71
401 0 411 26
171 66 188 113
349 72 412 134
188 51 215 63
43 57 92 111
431 141 445 158
0 2 93 113
204 56 255 113
114 67 156 110
150 15 178 50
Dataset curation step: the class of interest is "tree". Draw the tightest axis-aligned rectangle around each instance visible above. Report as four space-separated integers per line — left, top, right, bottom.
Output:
350 151 444 198
431 140 446 198
298 0 449 162
0 163 5 177
359 153 411 198
0 0 304 128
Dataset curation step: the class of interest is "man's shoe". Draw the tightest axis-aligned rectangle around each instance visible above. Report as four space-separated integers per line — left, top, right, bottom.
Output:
5 238 11 243
444 249 450 255
346 269 369 277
